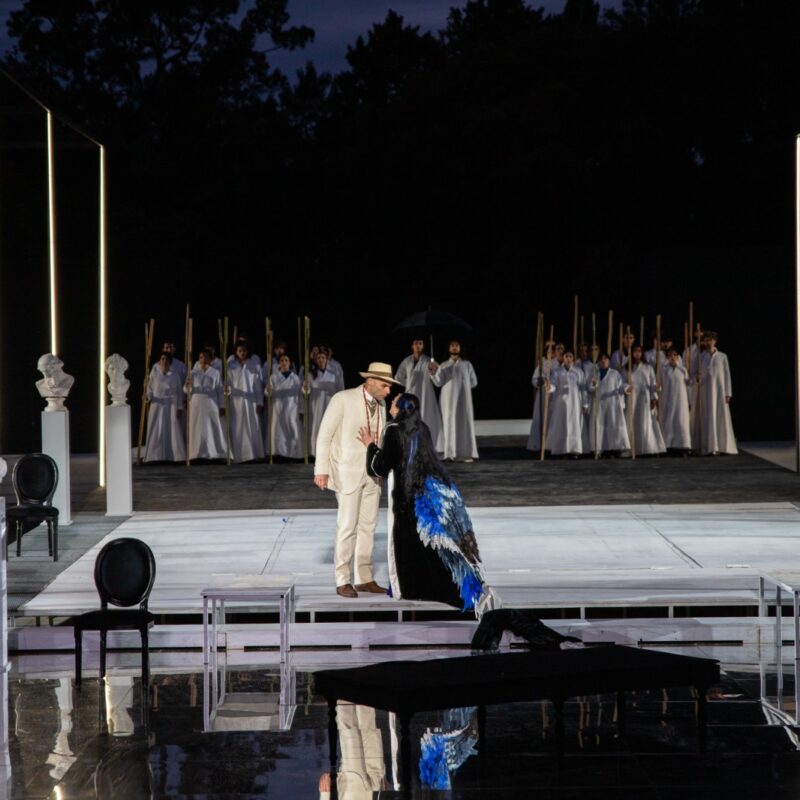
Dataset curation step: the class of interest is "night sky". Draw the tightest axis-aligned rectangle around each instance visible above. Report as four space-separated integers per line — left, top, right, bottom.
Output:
0 1 794 455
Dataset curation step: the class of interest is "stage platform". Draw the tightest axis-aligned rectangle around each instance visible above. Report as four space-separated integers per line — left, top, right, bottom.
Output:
10 500 800 653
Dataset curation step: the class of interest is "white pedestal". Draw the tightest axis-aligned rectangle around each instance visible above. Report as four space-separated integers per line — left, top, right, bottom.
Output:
41 410 72 526
105 405 133 516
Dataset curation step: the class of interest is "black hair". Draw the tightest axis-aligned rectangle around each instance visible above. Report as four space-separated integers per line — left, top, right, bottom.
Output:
392 393 451 496
200 347 213 361
159 351 173 364
310 346 329 379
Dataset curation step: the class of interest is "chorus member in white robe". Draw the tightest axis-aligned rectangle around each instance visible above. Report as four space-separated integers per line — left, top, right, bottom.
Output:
151 341 186 386
226 336 261 371
326 346 346 393
684 328 705 448
304 349 340 457
185 349 227 460
588 353 631 454
645 335 680 369
526 344 560 453
548 352 588 456
394 338 444 452
580 344 600 452
226 343 265 462
697 332 737 455
624 346 666 455
659 349 691 452
265 354 304 459
430 340 478 461
610 331 635 372
193 345 221 373
143 353 185 462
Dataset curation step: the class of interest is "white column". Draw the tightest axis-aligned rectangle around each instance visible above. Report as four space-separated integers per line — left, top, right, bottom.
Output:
41 410 72 525
105 405 133 516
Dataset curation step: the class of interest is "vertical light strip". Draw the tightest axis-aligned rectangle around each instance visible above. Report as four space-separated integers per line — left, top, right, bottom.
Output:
795 135 800 473
99 145 107 487
46 110 58 354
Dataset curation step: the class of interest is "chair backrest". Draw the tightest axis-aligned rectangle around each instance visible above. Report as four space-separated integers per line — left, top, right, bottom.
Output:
12 453 58 506
94 538 156 609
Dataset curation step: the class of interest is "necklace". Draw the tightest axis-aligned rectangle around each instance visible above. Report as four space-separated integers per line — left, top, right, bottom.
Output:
363 390 380 440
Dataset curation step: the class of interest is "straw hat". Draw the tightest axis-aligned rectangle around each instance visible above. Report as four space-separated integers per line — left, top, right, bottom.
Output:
359 362 403 385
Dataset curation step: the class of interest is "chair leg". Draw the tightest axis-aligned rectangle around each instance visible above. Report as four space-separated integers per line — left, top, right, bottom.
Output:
100 629 107 684
52 518 58 562
75 627 83 689
46 521 53 557
15 521 21 557
141 626 150 688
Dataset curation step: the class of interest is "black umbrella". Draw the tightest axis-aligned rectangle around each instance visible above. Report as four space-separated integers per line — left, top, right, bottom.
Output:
392 308 473 361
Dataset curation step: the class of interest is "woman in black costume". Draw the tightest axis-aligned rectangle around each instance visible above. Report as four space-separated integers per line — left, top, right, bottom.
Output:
358 392 495 613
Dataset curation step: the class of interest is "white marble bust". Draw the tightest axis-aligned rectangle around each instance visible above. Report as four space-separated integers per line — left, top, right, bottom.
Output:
36 354 74 412
105 353 130 407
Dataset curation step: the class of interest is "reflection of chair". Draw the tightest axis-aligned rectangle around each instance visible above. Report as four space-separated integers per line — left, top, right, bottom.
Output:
74 538 156 688
5 453 59 561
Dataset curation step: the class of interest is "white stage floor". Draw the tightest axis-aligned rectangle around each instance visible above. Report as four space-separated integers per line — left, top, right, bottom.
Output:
19 501 800 619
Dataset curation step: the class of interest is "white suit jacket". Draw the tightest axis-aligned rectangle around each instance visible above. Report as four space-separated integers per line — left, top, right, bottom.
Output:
314 386 386 495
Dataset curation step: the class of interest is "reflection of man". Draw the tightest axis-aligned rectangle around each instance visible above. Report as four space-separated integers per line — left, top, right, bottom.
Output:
313 362 401 598
319 702 387 800
394 339 444 453
36 354 75 411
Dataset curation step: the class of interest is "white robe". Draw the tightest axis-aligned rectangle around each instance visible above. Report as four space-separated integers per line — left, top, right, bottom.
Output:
267 371 303 459
186 366 227 460
227 359 265 462
589 368 630 452
548 366 588 455
431 358 478 459
394 354 444 452
526 358 560 452
697 350 737 455
659 363 691 449
151 357 186 388
610 349 630 372
328 358 346 392
624 363 666 455
144 369 185 462
580 360 599 451
304 368 339 456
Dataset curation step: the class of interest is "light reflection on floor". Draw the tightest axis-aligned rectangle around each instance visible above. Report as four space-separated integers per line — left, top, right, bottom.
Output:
2 646 800 799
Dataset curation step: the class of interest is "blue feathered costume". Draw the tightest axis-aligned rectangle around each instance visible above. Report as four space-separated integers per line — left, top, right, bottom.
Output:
367 422 488 612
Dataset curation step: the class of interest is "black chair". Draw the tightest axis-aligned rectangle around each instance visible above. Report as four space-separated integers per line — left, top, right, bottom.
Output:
5 453 59 561
74 538 157 688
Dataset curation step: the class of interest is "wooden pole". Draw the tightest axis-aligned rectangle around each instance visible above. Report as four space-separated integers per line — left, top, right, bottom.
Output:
533 313 543 460
639 316 644 350
607 310 613 357
303 316 311 464
580 315 585 350
572 295 579 354
136 318 155 465
184 316 193 466
266 317 274 464
626 325 635 460
655 314 662 421
540 325 555 461
222 317 232 465
592 312 600 460
688 301 694 373
696 322 703 453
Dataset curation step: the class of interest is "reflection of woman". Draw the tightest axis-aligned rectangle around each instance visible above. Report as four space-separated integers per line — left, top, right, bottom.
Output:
358 393 496 613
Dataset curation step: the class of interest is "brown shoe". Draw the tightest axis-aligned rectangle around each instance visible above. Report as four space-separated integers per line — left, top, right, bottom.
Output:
336 584 358 598
354 581 388 594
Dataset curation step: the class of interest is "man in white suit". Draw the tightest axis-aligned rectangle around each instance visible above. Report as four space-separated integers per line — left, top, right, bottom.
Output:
314 362 402 597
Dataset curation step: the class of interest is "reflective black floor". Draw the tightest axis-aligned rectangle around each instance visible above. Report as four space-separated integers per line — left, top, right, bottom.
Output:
7 659 800 799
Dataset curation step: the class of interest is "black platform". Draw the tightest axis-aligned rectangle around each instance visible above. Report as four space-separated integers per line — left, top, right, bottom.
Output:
316 645 721 797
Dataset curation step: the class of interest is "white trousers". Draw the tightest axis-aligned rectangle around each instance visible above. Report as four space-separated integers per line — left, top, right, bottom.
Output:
334 475 381 587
